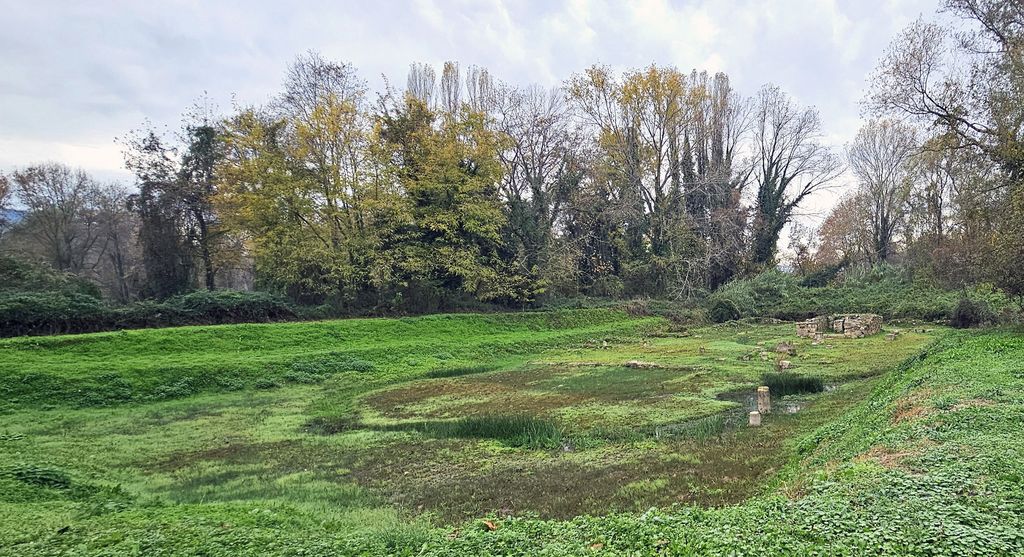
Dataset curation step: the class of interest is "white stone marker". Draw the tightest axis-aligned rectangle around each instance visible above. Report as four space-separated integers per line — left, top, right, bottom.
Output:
757 386 771 414
749 410 762 427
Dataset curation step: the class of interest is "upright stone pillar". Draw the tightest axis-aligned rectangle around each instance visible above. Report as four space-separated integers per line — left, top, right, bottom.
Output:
757 386 771 414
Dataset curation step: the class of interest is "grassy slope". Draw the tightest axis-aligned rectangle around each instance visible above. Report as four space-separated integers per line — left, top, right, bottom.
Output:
0 309 658 411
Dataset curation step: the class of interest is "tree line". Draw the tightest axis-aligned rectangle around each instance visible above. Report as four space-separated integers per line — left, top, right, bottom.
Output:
1 0 1020 313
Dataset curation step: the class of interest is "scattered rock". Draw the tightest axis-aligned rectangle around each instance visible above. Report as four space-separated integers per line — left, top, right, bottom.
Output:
774 342 797 356
624 360 661 369
777 360 792 370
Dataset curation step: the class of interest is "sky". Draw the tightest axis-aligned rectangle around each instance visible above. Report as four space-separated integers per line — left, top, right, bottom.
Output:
0 0 940 224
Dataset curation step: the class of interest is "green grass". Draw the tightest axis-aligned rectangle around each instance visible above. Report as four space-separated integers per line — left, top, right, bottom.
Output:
654 412 737 443
375 415 563 449
6 309 1011 556
0 308 657 411
424 364 501 379
761 372 825 396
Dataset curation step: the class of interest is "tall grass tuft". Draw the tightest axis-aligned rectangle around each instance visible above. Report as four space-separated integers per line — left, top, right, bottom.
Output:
761 372 824 396
380 415 562 449
425 364 499 379
655 412 739 443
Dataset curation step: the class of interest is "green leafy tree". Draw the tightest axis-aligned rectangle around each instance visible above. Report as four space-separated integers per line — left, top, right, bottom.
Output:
376 95 533 304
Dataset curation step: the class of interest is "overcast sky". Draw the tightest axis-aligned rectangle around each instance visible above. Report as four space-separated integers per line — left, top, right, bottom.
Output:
1 0 940 223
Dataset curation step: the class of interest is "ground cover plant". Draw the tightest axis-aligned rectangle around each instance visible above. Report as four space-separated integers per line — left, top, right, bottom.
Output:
0 308 989 556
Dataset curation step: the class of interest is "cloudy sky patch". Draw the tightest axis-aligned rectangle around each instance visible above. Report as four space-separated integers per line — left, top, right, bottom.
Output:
1 0 938 221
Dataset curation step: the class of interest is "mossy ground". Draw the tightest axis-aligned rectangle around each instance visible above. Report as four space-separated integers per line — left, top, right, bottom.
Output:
3 310 999 556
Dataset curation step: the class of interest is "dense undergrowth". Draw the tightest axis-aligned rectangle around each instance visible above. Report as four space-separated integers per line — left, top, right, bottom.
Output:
6 253 1020 339
706 267 1019 324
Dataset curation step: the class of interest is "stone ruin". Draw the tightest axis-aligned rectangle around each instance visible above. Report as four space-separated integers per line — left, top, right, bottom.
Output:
796 313 883 339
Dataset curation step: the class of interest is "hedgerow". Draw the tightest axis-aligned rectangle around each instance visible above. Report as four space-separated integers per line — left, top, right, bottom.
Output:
0 290 296 337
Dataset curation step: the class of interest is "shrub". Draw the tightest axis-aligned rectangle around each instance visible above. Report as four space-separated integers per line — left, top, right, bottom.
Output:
621 298 651 317
0 292 113 336
0 289 297 337
0 255 100 298
798 261 845 287
589 275 625 298
708 298 741 323
949 296 994 328
164 290 296 324
707 266 992 322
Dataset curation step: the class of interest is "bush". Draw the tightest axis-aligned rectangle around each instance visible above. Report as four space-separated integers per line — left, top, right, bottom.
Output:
0 289 297 337
589 275 625 298
707 267 993 322
798 261 845 287
0 255 101 298
949 296 994 328
708 298 741 323
167 290 295 323
0 292 113 336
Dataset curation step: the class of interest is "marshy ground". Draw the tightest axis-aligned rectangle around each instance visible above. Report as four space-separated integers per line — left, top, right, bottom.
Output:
0 311 938 537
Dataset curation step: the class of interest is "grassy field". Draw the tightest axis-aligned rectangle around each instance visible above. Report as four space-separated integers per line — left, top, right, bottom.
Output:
3 310 1020 555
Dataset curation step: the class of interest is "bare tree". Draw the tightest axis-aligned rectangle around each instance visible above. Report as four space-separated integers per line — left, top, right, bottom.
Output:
11 163 104 273
465 65 495 113
847 119 918 262
93 183 141 302
683 71 753 288
406 62 436 107
280 51 364 122
866 1 1024 179
749 85 844 268
493 84 577 271
440 61 461 114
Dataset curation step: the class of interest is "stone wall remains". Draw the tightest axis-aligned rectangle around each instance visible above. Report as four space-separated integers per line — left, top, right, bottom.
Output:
796 313 882 339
